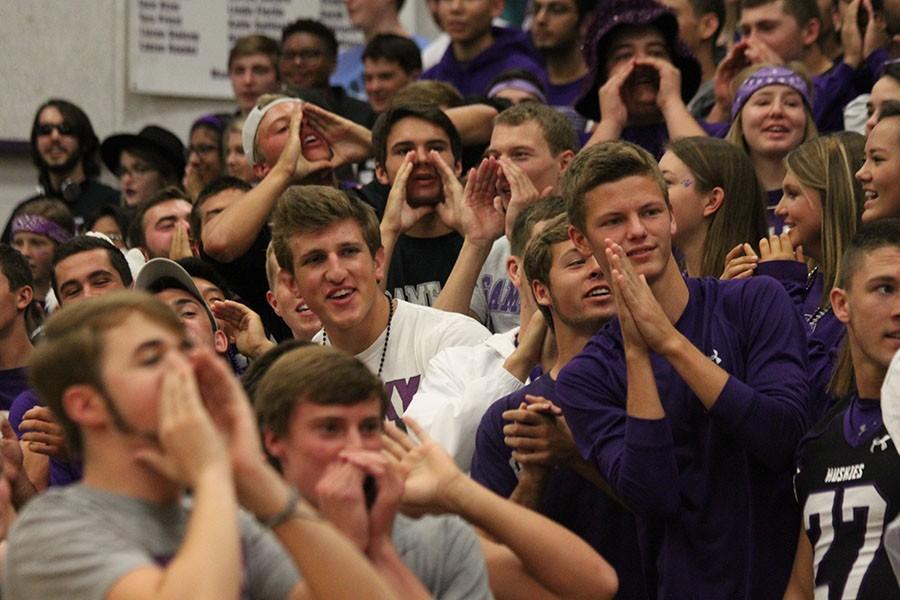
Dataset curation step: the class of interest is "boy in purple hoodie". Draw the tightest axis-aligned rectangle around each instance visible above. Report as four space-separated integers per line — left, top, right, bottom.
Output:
421 0 547 97
556 140 811 598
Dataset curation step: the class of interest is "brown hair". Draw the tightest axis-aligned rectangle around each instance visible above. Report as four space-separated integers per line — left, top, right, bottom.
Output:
785 132 865 309
390 81 463 110
228 34 280 72
29 290 185 457
255 344 388 439
271 185 381 275
666 136 768 276
13 198 76 242
494 102 578 157
561 141 668 232
522 213 570 327
509 196 567 258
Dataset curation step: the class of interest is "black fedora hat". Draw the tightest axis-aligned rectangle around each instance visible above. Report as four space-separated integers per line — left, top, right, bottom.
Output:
101 125 186 178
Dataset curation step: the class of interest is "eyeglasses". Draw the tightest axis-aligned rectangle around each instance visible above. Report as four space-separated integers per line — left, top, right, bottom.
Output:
36 122 75 137
281 49 326 62
186 144 219 157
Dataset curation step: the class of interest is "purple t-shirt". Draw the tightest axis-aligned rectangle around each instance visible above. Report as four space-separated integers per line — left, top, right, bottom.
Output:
557 276 810 599
0 367 28 411
470 375 651 599
421 27 548 97
9 390 82 487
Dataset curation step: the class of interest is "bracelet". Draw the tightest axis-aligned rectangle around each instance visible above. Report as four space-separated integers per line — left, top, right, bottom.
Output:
258 487 300 529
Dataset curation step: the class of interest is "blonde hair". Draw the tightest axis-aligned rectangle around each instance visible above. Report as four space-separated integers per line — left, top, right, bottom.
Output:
784 132 865 309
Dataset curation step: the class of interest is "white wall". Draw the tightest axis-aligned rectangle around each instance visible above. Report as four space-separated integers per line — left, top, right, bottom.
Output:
0 0 439 228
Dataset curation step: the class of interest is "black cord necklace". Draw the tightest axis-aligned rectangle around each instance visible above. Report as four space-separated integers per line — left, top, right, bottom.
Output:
322 293 395 378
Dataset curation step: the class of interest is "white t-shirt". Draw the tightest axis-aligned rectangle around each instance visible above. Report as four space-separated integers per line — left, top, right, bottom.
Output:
314 300 491 419
470 237 521 334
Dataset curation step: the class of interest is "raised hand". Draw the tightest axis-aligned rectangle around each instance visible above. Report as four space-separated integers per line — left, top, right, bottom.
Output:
382 417 466 517
721 243 759 280
710 41 752 122
168 221 193 260
635 57 682 113
273 103 332 182
211 299 275 359
0 418 37 508
381 151 435 240
862 0 889 58
430 149 465 233
133 358 230 487
315 459 371 551
303 102 374 167
340 450 405 548
18 406 67 459
606 240 676 354
497 157 545 240
758 232 804 263
598 59 634 132
460 158 505 244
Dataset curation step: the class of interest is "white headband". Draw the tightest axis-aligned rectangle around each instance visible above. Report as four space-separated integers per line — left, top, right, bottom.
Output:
242 97 301 166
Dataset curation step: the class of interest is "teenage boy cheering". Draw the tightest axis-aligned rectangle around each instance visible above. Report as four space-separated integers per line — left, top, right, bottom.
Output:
785 219 900 599
271 185 489 418
4 291 398 600
556 140 811 598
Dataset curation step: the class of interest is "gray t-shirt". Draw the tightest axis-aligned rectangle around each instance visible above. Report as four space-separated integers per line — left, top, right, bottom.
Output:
393 513 494 600
3 484 300 600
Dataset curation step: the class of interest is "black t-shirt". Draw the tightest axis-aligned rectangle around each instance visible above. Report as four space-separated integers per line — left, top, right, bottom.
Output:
794 395 900 599
199 228 293 342
385 231 463 307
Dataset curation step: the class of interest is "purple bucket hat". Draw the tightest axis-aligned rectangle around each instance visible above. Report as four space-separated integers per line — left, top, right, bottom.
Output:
574 0 702 121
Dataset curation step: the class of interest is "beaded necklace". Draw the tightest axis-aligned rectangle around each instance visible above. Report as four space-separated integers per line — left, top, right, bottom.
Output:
322 293 394 378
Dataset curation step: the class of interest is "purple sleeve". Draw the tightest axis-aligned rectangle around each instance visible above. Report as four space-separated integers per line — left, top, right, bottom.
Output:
813 62 859 132
8 390 40 439
470 397 519 497
707 278 810 472
867 48 889 80
701 121 729 138
754 260 808 309
557 338 683 516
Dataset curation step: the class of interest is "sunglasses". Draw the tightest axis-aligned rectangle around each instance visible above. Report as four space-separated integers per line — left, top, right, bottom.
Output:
36 123 75 137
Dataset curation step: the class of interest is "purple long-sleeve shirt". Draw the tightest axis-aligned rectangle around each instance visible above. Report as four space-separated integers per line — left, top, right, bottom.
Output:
421 27 548 97
557 276 810 599
755 261 846 418
10 390 82 487
471 375 651 600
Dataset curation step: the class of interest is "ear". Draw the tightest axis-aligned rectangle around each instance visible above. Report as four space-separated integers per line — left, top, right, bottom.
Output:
373 246 386 284
568 224 593 257
669 206 678 238
214 329 229 354
253 162 270 180
506 256 521 289
831 286 851 324
266 290 282 317
702 187 726 218
409 69 422 81
698 12 720 43
263 428 287 462
557 150 575 174
279 268 300 300
62 384 108 430
375 163 390 186
15 285 33 312
801 16 821 48
491 0 506 19
530 278 552 310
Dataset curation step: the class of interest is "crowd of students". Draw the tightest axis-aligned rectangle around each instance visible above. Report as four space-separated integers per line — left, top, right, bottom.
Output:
2 0 900 597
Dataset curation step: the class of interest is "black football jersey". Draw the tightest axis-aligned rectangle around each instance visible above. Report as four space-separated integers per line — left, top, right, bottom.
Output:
795 400 900 599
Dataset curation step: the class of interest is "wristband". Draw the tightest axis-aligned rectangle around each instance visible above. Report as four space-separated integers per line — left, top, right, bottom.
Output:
258 487 301 529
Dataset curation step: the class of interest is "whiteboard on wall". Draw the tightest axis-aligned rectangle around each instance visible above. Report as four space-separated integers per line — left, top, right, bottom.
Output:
126 0 353 98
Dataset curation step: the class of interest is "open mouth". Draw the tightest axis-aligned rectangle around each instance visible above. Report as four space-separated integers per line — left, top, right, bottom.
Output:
296 303 310 313
584 284 611 299
763 125 791 134
326 288 355 303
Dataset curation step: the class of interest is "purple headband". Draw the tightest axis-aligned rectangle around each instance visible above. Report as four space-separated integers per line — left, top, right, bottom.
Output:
487 79 547 104
11 215 73 245
731 66 811 121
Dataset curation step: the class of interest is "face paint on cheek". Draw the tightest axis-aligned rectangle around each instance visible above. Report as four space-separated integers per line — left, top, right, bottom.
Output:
682 179 693 188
